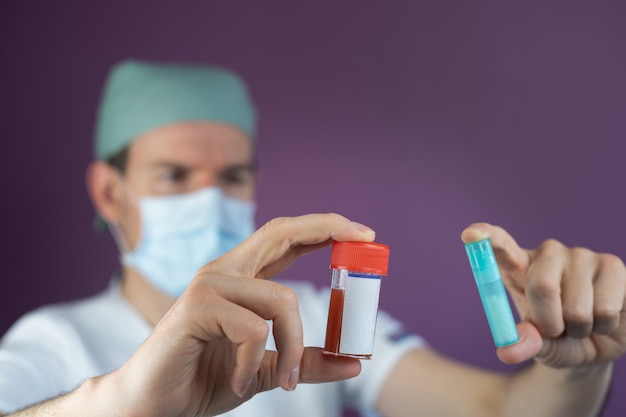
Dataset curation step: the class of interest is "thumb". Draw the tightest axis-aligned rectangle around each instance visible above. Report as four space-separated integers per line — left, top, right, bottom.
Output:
461 222 531 275
298 348 362 383
496 322 543 364
212 214 376 279
252 348 361 395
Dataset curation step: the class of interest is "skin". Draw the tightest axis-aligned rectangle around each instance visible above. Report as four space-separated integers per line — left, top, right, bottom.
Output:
377 224 626 417
87 121 258 326
6 213 371 417
3 120 626 416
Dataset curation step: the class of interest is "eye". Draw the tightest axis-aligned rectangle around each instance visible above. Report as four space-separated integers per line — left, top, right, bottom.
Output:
163 166 189 183
219 165 256 186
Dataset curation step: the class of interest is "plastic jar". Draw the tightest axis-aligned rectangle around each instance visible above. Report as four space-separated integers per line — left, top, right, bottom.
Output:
323 241 390 359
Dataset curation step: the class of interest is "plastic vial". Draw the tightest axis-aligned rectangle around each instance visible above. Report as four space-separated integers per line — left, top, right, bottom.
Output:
464 238 520 347
323 241 390 359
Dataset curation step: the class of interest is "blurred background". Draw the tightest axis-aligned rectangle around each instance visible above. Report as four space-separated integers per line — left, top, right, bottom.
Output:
1 0 625 415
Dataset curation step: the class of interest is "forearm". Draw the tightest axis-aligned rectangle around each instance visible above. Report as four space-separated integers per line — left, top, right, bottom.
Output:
4 375 117 417
503 361 613 417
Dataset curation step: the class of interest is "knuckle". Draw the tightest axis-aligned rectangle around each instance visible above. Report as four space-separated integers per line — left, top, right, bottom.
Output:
186 272 218 296
599 253 626 274
538 322 564 338
594 304 620 322
562 305 592 326
323 213 343 239
262 216 290 232
536 315 565 337
570 246 594 261
259 217 295 248
248 319 270 342
323 212 343 221
538 238 564 254
179 280 220 310
273 285 299 311
527 274 560 302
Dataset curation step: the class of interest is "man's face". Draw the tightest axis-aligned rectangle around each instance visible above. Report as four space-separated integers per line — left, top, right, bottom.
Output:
117 121 256 249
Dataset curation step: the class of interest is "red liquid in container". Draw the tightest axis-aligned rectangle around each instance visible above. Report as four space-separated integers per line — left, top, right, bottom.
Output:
324 288 345 355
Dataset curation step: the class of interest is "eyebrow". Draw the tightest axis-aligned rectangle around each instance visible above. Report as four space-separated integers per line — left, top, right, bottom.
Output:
218 163 258 173
148 160 257 172
149 160 189 169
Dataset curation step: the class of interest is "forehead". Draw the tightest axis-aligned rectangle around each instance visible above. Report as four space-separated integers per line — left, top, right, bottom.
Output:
126 121 254 169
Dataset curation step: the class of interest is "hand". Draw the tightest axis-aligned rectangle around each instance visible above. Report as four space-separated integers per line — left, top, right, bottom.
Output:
106 213 375 417
461 223 626 369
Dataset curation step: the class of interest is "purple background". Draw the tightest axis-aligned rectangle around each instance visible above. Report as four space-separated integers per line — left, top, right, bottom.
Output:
1 0 625 415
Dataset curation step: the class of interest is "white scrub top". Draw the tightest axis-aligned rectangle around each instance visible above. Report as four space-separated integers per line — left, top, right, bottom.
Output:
0 279 424 415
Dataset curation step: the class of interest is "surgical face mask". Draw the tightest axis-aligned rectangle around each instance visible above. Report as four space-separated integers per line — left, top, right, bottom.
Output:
118 187 256 297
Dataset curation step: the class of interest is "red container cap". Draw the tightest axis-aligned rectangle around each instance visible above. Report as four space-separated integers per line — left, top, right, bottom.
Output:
330 241 390 275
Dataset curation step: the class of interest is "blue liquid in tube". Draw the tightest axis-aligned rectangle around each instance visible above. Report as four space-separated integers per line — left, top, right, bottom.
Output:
465 238 520 347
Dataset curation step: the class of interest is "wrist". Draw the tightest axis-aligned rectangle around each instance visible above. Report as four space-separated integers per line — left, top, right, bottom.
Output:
8 374 121 417
71 373 125 417
536 360 613 384
564 362 612 379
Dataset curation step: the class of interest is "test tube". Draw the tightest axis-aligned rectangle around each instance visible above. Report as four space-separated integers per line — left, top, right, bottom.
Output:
464 238 519 347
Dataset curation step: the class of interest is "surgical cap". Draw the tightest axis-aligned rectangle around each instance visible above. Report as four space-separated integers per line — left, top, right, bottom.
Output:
94 59 257 161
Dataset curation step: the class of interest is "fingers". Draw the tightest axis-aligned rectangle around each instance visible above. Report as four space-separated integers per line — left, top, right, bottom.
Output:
256 213 375 245
298 347 362 383
524 240 567 337
181 275 305 396
176 214 374 399
255 348 362 394
560 248 595 338
180 274 362 397
213 213 376 279
526 243 626 340
463 223 626 347
230 318 271 397
592 254 626 335
262 285 303 391
461 223 531 272
465 222 626 368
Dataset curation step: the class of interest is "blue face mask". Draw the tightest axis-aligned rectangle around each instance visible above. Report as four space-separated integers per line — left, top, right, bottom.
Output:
120 187 256 297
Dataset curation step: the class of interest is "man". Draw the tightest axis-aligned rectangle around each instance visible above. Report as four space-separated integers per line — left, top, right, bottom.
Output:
1 59 624 417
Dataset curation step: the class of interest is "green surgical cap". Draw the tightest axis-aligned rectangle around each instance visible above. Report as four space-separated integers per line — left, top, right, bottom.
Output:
94 59 257 160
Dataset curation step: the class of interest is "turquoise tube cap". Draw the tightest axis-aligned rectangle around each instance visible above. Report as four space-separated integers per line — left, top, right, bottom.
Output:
94 59 257 161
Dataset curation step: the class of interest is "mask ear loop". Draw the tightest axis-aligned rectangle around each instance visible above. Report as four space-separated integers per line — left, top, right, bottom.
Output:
106 173 142 256
107 221 131 254
106 215 138 285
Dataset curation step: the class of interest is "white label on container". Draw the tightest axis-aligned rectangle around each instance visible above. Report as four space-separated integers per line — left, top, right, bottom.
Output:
340 273 381 355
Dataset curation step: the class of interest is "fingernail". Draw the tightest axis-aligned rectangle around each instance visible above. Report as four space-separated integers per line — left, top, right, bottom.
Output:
461 223 488 243
288 367 299 391
351 221 375 237
236 378 253 398
467 223 486 233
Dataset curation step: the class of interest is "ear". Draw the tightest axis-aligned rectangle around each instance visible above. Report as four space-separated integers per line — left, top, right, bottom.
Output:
86 161 126 224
